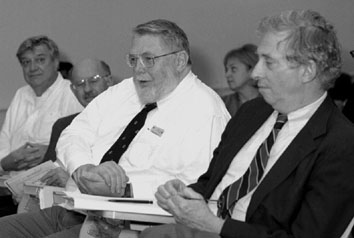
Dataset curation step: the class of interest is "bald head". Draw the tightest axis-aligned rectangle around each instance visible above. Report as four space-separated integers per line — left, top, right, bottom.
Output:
71 58 113 107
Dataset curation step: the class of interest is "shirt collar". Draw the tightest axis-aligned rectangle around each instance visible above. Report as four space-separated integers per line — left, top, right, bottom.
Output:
285 92 327 123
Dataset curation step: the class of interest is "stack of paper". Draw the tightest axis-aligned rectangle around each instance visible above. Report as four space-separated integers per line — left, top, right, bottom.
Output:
4 161 57 197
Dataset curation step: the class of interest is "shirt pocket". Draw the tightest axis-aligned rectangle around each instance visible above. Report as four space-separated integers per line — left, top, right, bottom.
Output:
121 125 163 169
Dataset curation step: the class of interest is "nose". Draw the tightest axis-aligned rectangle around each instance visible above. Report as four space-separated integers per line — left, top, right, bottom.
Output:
83 80 92 92
29 61 39 71
134 57 147 74
225 69 231 78
251 60 262 81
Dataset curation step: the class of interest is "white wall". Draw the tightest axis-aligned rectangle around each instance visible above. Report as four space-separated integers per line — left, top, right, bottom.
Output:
0 0 353 109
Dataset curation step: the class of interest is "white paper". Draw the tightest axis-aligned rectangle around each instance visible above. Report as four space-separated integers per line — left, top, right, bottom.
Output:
55 191 172 217
4 161 57 197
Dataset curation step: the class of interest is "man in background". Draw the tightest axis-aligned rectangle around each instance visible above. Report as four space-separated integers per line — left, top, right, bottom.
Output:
40 58 114 187
141 9 354 238
0 35 82 216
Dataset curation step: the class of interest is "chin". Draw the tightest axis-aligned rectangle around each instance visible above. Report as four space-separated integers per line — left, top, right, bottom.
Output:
135 85 159 104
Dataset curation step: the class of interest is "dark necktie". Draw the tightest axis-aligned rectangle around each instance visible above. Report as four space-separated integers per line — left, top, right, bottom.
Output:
100 103 157 164
217 113 288 219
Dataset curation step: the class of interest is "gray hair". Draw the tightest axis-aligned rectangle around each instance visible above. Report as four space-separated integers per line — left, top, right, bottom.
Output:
133 19 192 65
16 35 60 61
257 9 341 90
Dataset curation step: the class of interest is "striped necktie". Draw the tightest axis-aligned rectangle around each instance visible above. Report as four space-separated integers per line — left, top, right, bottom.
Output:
217 113 288 219
100 103 157 164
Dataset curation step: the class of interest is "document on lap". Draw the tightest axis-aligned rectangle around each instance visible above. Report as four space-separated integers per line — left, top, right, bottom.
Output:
4 160 56 197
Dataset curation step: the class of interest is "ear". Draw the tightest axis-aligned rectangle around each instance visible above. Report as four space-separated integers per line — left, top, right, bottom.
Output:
301 60 317 83
54 58 60 71
175 51 188 72
105 75 114 86
70 84 77 96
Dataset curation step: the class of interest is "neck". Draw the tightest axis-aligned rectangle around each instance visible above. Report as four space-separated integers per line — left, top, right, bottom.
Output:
177 66 191 82
277 89 325 114
33 72 58 96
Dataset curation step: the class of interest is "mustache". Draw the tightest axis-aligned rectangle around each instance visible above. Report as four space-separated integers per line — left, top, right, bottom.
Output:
83 92 96 99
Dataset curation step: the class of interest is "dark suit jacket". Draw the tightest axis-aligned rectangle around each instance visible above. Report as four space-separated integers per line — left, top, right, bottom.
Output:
43 113 79 162
190 96 354 238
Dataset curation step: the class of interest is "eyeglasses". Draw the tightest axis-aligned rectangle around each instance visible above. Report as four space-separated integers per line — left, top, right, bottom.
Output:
350 50 354 58
72 74 110 90
126 50 182 68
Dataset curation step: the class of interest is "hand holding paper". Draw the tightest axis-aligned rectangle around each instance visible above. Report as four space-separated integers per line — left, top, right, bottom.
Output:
40 167 69 187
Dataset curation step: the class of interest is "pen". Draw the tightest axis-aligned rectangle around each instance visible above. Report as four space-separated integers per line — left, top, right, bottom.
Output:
108 199 153 204
185 198 218 202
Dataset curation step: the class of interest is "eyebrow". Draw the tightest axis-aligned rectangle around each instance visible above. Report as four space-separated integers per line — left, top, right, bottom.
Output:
34 53 47 57
259 53 273 60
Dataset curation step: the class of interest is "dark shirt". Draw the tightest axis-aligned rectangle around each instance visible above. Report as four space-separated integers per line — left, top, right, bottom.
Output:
43 113 79 162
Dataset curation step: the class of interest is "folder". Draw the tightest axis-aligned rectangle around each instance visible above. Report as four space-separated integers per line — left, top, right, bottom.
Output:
52 191 173 217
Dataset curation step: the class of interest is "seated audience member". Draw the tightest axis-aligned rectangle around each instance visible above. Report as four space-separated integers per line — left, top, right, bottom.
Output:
0 35 82 216
40 58 113 187
222 44 260 116
140 10 354 238
0 19 230 237
328 72 354 123
16 58 114 213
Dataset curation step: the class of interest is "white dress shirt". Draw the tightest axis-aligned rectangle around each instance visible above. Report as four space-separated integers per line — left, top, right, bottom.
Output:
0 73 83 170
209 93 327 220
57 71 230 198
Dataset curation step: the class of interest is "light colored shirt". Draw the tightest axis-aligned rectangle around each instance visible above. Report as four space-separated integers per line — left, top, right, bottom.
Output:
0 73 83 170
57 71 230 198
209 93 327 219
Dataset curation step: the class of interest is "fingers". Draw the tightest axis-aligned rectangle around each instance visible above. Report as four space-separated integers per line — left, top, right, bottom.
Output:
40 169 56 182
155 181 182 212
96 162 128 195
72 164 95 183
16 161 29 170
43 174 57 186
23 149 45 163
155 191 171 211
180 187 203 200
156 179 185 200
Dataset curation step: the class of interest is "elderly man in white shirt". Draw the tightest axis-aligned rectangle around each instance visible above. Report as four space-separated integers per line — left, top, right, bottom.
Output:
0 35 83 172
0 36 82 217
0 19 230 237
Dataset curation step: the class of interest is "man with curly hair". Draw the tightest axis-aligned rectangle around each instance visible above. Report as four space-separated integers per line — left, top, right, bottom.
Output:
141 9 354 238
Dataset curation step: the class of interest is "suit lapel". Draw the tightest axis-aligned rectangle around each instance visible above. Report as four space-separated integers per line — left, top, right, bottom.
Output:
246 96 334 219
207 99 274 196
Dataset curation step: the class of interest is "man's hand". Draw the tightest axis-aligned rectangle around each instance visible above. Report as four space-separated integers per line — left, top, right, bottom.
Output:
155 179 224 234
155 179 187 212
40 167 69 187
23 143 48 168
72 162 129 197
1 143 44 171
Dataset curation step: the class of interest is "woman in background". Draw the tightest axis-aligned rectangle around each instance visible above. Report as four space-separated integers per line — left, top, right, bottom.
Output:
222 43 259 116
